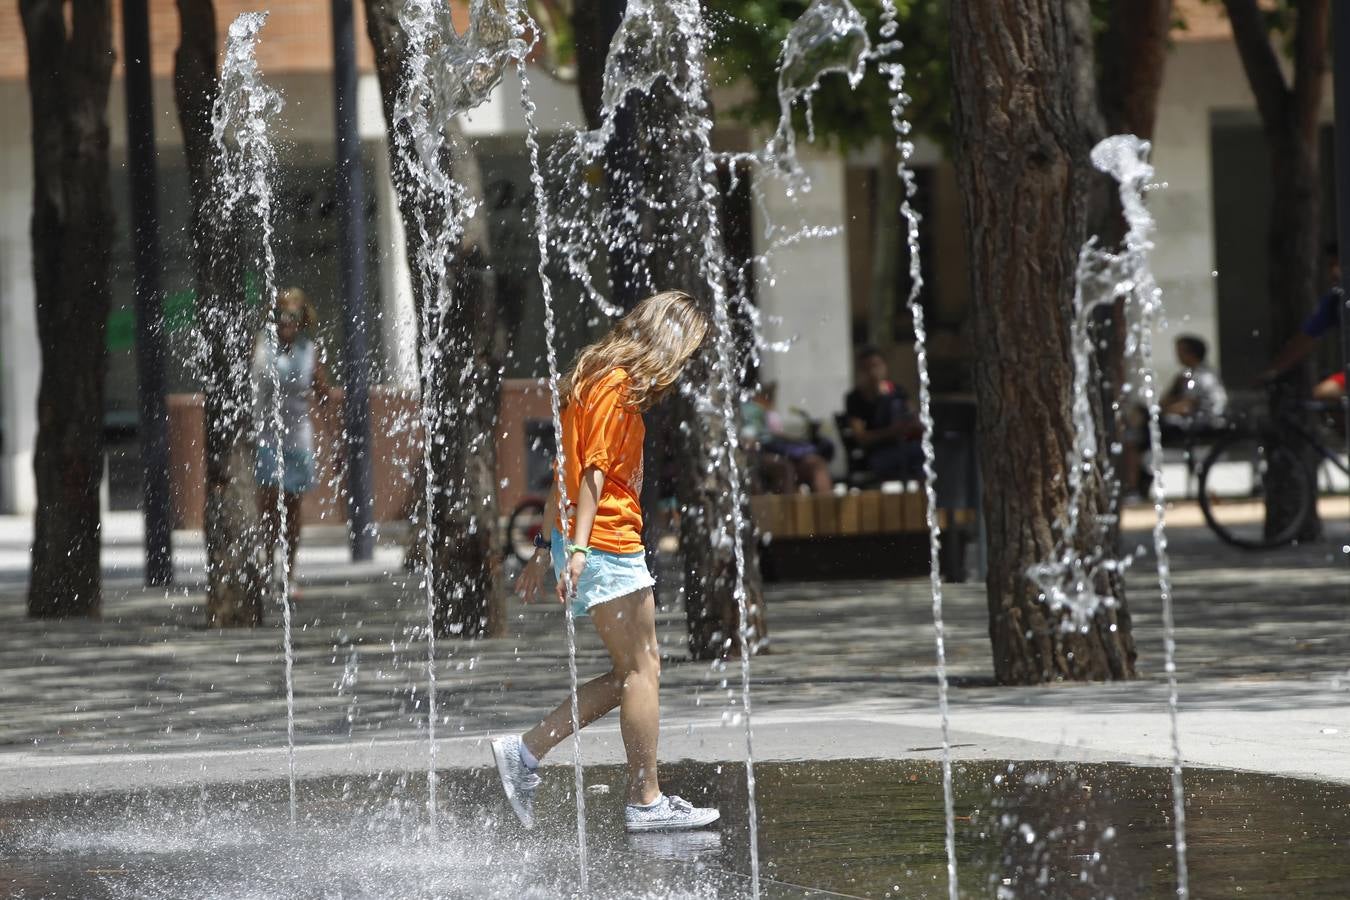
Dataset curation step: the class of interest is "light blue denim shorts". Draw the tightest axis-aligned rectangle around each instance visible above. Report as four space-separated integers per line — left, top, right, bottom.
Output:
551 529 655 618
255 444 315 494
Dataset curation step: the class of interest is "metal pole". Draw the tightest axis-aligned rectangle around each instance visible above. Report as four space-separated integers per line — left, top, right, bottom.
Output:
1333 5 1350 554
122 0 174 586
332 0 375 561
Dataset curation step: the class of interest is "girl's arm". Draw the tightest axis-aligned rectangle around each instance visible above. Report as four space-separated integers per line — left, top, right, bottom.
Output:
568 465 603 549
557 465 604 604
313 351 335 405
516 480 560 603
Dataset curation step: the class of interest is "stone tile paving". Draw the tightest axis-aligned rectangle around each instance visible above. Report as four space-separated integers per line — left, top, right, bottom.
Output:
0 515 1346 758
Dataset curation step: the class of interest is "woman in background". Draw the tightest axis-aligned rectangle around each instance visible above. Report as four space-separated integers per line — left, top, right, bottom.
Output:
254 287 332 597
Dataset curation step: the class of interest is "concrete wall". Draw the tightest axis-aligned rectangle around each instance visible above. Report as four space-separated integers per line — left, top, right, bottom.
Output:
1148 38 1334 389
0 81 37 514
752 149 855 426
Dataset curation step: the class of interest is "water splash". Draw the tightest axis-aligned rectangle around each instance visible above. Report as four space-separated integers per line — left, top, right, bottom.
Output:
676 2 765 891
392 0 530 841
1091 134 1189 899
737 0 960 891
210 11 295 826
769 0 870 187
1023 135 1188 895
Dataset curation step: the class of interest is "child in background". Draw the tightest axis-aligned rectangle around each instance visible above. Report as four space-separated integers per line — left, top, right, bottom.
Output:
497 291 720 834
253 287 332 598
742 381 834 494
1123 334 1228 500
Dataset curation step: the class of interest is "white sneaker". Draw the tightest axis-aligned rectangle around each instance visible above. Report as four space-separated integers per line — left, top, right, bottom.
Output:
490 736 541 830
624 794 720 833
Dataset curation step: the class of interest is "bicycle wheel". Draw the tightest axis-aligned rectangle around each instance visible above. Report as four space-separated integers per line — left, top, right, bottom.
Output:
1198 435 1313 550
506 499 547 563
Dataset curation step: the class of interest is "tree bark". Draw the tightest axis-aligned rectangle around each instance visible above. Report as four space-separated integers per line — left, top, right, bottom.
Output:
1098 1 1173 143
950 0 1136 684
1224 0 1328 541
173 0 269 627
21 0 115 619
365 0 506 638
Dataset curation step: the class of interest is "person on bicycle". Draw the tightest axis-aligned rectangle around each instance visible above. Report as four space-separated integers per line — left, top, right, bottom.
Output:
1262 243 1345 389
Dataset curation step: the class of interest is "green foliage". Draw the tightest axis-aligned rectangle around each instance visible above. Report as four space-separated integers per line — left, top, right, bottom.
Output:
1198 0 1302 58
705 0 952 151
704 0 1129 153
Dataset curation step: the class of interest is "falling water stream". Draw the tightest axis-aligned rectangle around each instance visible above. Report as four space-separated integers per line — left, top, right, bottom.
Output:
683 11 767 894
1025 133 1190 897
871 22 960 900
513 21 591 887
390 0 528 841
756 0 957 891
1092 135 1190 899
211 11 296 826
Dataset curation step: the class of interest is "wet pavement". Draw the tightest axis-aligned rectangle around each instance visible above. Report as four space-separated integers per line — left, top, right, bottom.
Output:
4 758 1349 898
1 512 1348 896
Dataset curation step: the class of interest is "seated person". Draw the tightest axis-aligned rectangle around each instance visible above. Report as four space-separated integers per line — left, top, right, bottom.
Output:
843 346 923 482
742 382 834 494
1123 334 1228 497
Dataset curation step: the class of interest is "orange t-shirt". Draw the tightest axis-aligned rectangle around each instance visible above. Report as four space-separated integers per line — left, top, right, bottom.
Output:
558 368 645 554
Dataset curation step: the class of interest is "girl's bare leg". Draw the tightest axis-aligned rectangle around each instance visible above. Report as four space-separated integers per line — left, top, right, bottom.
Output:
521 588 661 805
283 492 303 574
257 484 281 581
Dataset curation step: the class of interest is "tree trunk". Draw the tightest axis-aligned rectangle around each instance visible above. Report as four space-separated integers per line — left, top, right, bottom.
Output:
21 0 115 619
1223 0 1328 541
950 0 1136 684
174 0 268 627
365 0 506 638
1265 130 1324 540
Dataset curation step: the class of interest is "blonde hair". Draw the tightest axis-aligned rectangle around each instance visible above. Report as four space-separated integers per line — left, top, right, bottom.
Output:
563 290 709 412
276 287 318 331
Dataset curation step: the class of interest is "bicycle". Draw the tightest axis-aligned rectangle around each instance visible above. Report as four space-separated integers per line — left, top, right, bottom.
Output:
1197 392 1348 549
503 422 557 565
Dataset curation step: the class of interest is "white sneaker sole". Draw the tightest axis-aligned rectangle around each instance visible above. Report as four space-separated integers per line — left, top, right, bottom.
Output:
625 808 721 833
490 738 534 830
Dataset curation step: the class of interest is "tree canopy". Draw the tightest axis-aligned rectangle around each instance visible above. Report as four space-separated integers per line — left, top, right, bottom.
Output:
705 0 952 149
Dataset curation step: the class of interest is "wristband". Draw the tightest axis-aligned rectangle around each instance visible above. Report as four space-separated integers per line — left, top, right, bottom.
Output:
566 544 591 558
533 531 548 550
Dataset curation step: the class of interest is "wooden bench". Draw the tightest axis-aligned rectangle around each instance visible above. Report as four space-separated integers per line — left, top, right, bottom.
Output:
750 491 976 583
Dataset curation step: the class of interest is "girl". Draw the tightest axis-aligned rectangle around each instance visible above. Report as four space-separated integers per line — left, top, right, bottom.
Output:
253 287 332 598
494 291 719 833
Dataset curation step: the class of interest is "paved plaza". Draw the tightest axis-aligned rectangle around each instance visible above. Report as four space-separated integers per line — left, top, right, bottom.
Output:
0 509 1347 800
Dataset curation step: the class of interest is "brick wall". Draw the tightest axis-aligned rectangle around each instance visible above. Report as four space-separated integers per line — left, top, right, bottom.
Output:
2 1 471 82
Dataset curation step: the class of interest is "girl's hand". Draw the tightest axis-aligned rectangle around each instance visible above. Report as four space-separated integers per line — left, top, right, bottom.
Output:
556 551 587 605
515 550 551 604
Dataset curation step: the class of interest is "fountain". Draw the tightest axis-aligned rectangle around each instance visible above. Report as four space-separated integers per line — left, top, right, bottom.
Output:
209 10 296 824
389 0 530 841
13 2 1316 899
